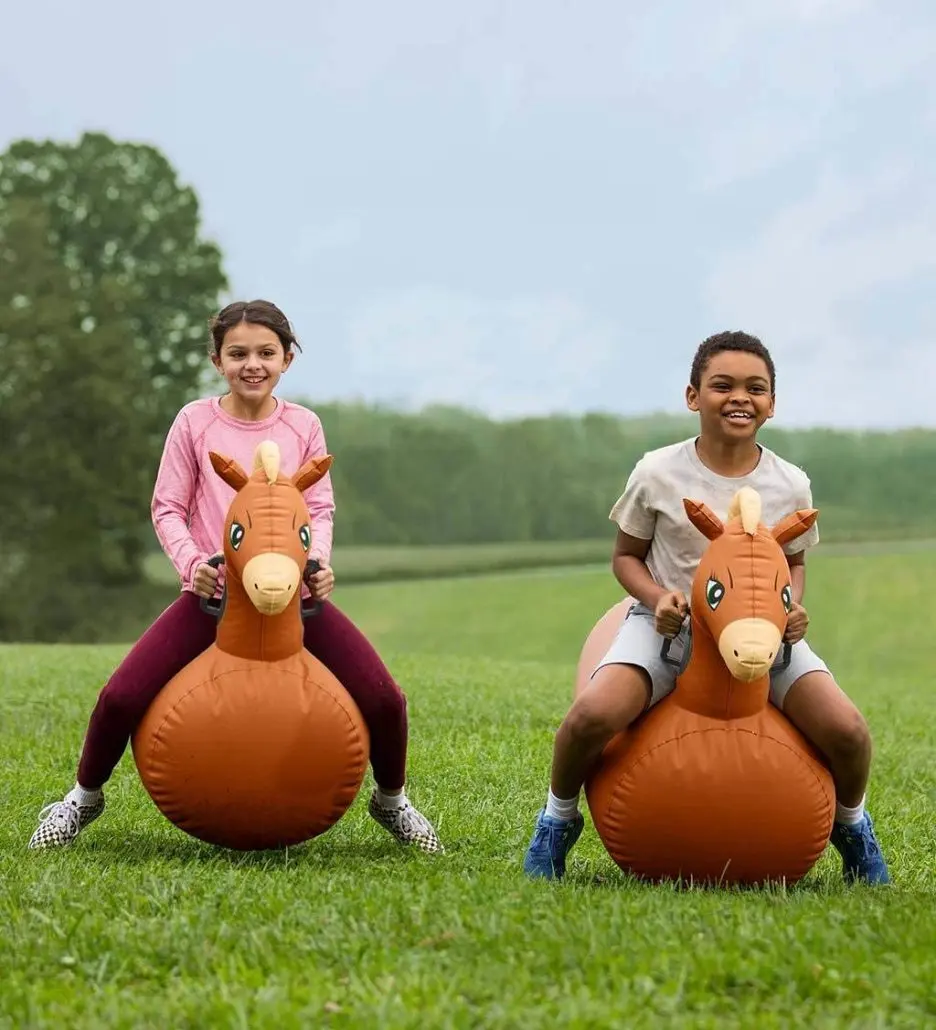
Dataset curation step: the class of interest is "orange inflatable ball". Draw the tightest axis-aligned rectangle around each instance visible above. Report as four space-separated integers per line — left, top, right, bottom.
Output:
575 487 835 886
132 441 369 851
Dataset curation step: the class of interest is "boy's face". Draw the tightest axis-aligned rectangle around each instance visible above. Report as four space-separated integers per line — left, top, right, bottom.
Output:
685 350 775 441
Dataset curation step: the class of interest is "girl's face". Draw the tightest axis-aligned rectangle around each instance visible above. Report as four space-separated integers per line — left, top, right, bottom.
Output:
212 321 293 406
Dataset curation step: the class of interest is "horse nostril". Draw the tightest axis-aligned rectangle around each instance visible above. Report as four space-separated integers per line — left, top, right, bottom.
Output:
733 650 739 657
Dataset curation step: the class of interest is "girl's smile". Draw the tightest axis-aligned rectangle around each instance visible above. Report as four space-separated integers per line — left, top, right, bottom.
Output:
212 321 293 419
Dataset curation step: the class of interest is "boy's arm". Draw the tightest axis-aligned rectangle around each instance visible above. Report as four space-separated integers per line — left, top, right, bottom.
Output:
787 549 807 605
612 530 670 611
782 472 816 609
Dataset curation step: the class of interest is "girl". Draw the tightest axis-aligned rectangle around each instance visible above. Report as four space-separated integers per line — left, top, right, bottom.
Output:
29 300 444 855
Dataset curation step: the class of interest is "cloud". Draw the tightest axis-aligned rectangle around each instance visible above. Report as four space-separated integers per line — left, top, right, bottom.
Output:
292 218 363 262
4 0 936 430
705 162 936 427
339 288 622 416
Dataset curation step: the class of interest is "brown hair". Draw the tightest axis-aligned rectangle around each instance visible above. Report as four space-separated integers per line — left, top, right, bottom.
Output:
690 330 775 394
209 300 302 356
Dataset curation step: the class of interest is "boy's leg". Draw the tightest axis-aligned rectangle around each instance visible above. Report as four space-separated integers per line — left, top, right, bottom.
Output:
550 666 651 800
771 648 890 884
302 601 443 853
524 604 677 880
29 593 216 849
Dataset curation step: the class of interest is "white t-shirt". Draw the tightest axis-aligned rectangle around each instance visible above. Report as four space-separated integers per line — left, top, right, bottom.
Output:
609 437 819 599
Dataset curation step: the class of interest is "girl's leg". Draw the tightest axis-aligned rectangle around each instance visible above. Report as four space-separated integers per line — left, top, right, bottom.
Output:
29 593 216 850
301 600 408 790
302 601 443 852
77 592 217 788
30 593 216 848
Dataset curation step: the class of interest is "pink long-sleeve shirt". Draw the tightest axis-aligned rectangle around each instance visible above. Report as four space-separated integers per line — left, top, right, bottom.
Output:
151 396 335 594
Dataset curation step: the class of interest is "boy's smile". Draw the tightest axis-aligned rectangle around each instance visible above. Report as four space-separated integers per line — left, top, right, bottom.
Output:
686 351 775 441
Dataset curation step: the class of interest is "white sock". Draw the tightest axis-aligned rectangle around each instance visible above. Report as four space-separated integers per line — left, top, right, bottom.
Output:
835 795 865 826
545 788 579 822
68 783 103 807
375 787 408 810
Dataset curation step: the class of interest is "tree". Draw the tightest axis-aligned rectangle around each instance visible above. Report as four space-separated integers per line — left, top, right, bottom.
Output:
0 133 227 640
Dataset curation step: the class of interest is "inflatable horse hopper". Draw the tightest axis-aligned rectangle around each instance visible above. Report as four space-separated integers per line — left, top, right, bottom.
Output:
133 441 370 850
577 487 836 885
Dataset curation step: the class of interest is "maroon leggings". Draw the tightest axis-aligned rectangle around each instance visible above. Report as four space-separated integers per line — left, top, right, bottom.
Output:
77 592 407 790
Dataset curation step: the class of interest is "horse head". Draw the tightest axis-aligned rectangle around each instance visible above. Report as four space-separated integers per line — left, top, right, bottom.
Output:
684 487 817 683
209 441 332 617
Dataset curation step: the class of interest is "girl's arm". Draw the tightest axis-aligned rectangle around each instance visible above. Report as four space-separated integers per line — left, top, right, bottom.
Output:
151 411 208 590
302 415 336 567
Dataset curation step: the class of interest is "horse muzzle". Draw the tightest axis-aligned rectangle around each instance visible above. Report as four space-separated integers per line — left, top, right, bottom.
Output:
717 618 783 682
241 553 302 615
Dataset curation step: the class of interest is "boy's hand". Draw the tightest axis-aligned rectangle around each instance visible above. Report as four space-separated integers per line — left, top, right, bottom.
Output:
784 601 809 644
304 561 335 603
655 590 689 638
193 553 222 599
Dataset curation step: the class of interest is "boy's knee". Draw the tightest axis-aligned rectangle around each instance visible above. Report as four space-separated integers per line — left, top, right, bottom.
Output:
829 706 871 757
562 694 623 747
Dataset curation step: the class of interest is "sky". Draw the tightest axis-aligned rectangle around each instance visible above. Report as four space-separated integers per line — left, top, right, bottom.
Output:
2 0 935 429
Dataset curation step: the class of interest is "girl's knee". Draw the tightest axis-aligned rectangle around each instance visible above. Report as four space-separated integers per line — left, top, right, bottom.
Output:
94 678 152 729
354 678 407 728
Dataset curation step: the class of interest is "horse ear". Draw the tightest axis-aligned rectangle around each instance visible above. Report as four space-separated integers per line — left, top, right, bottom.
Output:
684 498 724 540
293 454 334 492
209 451 249 491
771 508 818 546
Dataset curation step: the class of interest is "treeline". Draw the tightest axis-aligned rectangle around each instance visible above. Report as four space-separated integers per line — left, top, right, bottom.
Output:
0 133 226 642
2 130 932 642
303 401 936 545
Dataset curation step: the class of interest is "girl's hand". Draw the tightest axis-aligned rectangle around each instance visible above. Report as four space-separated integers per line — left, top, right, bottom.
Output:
193 554 222 599
784 601 809 644
305 562 335 602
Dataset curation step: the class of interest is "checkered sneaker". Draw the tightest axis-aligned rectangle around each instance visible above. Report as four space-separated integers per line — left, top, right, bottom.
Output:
368 790 444 854
28 795 105 850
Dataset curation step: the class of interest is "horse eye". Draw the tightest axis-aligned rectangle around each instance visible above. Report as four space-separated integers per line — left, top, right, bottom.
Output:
705 577 725 610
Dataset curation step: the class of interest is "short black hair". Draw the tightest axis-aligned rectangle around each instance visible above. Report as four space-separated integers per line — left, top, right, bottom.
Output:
690 331 775 394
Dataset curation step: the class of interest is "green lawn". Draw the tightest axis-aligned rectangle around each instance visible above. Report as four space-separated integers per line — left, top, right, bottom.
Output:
2 549 935 1027
142 538 617 588
142 535 936 588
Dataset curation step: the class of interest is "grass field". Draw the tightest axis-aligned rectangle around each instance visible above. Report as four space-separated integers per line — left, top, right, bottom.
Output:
3 548 936 1027
142 535 936 588
143 538 618 588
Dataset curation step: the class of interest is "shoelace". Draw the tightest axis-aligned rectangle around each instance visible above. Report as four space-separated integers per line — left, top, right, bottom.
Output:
37 801 81 836
392 805 424 836
533 821 570 853
841 823 881 862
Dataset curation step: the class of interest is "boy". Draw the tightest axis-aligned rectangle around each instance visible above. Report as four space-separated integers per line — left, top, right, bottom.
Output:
522 331 889 884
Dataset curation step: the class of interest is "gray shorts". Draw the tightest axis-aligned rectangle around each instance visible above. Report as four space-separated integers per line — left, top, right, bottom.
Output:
593 602 831 711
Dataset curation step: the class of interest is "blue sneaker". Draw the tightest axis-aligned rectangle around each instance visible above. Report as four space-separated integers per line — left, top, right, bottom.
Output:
829 812 890 884
523 809 585 880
